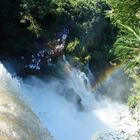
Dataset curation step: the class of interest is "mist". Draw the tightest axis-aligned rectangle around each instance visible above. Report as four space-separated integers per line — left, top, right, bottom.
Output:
0 61 134 140
21 77 107 140
19 64 132 140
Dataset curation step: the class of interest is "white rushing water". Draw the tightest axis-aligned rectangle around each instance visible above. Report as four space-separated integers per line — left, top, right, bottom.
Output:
0 61 136 140
0 63 52 140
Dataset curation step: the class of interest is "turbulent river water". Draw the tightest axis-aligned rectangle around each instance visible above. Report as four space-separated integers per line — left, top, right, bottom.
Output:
0 60 135 140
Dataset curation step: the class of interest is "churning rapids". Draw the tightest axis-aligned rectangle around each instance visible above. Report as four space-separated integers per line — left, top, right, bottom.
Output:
0 60 135 140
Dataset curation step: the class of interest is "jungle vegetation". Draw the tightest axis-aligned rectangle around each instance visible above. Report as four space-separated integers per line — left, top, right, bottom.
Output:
0 0 116 71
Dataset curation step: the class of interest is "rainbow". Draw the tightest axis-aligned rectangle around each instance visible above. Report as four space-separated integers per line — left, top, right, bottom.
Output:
62 58 122 92
91 63 122 91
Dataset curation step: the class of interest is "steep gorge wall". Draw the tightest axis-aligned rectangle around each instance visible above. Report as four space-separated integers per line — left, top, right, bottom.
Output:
0 63 53 140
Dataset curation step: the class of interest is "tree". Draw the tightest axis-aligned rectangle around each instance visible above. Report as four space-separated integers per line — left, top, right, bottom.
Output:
106 0 140 108
107 0 140 27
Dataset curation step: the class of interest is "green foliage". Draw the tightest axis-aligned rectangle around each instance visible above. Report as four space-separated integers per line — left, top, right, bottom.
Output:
107 0 140 70
112 25 140 69
62 0 116 68
101 0 140 138
21 0 50 37
107 0 140 111
106 0 140 69
0 0 116 75
66 39 80 53
20 0 97 37
84 55 91 61
107 0 140 27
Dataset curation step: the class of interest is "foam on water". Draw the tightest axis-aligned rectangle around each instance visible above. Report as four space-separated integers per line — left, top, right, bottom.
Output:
19 61 129 140
0 62 136 140
21 77 108 140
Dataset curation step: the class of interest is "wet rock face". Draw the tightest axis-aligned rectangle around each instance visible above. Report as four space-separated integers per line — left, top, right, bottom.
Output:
57 87 84 111
13 28 69 77
24 28 69 71
0 95 53 140
0 63 53 140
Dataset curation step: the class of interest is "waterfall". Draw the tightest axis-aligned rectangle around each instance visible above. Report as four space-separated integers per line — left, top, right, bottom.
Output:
0 61 135 140
60 55 96 109
20 59 125 140
64 68 95 109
